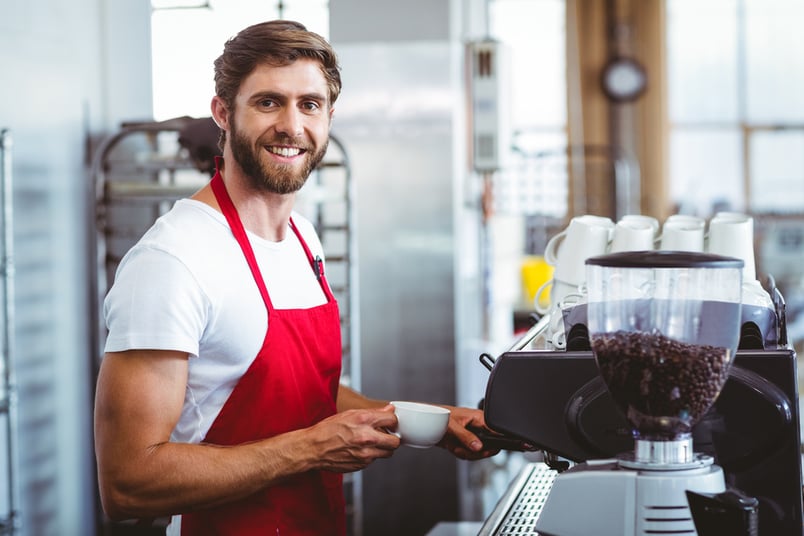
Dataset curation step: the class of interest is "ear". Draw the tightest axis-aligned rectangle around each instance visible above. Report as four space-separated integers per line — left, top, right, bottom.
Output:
328 106 335 131
210 96 230 131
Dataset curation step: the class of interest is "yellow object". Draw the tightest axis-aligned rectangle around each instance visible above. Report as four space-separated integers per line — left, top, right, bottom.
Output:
521 255 554 309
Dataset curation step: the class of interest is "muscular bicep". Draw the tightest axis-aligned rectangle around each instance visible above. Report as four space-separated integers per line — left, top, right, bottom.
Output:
94 350 189 481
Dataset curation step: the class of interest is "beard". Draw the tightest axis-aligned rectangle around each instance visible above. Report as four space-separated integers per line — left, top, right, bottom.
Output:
228 117 328 195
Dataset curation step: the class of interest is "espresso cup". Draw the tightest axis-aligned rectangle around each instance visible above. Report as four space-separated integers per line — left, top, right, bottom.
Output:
390 401 450 448
659 215 706 252
544 215 614 286
707 212 755 281
619 214 660 235
610 218 657 253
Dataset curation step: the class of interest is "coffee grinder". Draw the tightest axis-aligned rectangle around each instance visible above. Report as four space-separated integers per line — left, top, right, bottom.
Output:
535 251 752 536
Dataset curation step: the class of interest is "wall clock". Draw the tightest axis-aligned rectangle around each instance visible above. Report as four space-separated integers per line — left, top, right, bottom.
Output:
601 57 647 103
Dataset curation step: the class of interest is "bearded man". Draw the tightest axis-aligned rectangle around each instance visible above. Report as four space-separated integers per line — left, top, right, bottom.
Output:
93 20 498 536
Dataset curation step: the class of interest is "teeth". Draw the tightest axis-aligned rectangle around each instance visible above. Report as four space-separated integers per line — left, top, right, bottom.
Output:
268 146 301 157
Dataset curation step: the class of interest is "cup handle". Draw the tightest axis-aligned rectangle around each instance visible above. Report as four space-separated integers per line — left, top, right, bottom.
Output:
557 291 584 310
543 230 567 266
534 279 553 315
550 321 567 349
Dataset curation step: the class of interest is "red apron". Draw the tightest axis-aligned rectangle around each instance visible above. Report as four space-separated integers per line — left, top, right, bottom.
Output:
180 168 345 535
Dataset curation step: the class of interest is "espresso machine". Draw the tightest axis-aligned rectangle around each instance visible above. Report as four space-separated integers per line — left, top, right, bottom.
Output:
477 251 803 536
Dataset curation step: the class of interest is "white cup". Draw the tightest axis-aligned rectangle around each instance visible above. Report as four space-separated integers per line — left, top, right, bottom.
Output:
544 215 614 286
546 290 586 349
619 214 660 236
534 279 582 315
610 218 657 253
707 212 755 281
659 215 706 252
390 401 450 448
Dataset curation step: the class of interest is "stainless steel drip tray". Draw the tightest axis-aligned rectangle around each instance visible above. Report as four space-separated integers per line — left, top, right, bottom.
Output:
478 462 558 535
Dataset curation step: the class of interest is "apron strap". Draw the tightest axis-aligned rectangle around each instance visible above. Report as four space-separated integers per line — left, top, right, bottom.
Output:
210 170 273 311
209 160 335 307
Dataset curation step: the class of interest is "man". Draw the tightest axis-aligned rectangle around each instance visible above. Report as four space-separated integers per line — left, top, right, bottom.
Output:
94 20 497 535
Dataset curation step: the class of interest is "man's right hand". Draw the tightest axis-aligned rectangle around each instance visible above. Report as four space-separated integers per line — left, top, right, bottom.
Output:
304 404 400 473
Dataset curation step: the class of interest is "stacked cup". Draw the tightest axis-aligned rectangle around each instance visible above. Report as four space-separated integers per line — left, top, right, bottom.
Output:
610 215 659 253
534 210 771 348
659 214 707 252
537 215 614 348
538 215 614 310
705 211 772 310
706 212 755 281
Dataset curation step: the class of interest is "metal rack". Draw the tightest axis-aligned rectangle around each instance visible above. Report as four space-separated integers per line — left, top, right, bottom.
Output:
89 117 214 368
89 119 362 534
302 134 362 535
0 128 20 535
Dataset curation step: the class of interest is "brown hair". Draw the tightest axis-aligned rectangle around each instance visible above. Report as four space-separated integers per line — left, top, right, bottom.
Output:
214 20 342 113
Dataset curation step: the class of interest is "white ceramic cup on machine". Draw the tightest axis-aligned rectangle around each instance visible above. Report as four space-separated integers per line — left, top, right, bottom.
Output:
707 212 756 281
659 215 706 252
610 217 657 253
536 215 613 345
536 215 613 314
543 215 614 289
619 214 660 236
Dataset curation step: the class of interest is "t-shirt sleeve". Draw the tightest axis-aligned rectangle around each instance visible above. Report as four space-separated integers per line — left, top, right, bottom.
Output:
103 245 208 357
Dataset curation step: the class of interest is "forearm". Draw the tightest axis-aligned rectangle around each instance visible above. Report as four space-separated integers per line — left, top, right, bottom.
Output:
336 384 388 412
97 426 316 520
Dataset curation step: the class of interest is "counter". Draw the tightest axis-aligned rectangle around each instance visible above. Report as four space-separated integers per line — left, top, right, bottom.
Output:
425 522 484 536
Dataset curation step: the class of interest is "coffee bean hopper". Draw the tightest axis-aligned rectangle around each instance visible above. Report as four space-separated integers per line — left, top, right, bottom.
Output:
477 251 803 536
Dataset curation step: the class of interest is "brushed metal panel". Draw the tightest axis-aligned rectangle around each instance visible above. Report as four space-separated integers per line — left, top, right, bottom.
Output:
334 41 461 535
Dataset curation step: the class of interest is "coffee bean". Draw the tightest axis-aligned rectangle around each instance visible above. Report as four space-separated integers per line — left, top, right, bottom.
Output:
592 330 731 439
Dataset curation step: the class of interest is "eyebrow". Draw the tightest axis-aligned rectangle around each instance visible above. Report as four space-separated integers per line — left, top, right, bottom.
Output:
249 91 329 106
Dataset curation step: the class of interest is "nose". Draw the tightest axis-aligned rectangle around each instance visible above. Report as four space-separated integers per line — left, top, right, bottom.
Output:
274 106 304 138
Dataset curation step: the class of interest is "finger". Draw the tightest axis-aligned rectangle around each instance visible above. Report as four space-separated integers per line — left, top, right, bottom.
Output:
445 444 500 460
372 427 402 449
371 411 398 430
449 424 484 452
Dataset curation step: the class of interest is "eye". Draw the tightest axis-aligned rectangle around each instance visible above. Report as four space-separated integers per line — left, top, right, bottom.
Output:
258 98 277 108
301 100 322 113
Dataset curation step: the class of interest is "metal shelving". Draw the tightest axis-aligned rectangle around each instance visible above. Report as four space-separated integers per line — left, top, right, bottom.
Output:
0 128 20 535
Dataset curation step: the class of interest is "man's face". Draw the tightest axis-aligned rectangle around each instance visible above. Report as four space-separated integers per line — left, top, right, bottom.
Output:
226 59 333 194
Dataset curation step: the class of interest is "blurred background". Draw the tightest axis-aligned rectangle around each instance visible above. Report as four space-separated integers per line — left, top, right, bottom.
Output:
1 0 804 535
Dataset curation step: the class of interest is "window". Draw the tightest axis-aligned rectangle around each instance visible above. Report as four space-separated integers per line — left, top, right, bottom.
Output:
151 0 329 120
489 0 568 221
667 0 804 215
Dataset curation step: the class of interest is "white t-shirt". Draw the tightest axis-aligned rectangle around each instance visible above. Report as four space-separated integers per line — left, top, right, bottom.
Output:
104 198 328 443
104 199 329 536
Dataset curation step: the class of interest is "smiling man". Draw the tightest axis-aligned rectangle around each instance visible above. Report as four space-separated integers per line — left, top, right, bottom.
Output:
93 20 498 536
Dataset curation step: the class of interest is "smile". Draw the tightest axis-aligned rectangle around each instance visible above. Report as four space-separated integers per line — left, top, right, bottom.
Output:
266 146 303 157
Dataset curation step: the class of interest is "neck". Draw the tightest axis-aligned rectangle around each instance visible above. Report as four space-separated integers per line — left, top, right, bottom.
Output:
194 157 296 242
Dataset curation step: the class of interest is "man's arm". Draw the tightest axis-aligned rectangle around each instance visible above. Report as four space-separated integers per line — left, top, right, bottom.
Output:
94 350 400 521
336 384 499 460
336 384 388 412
